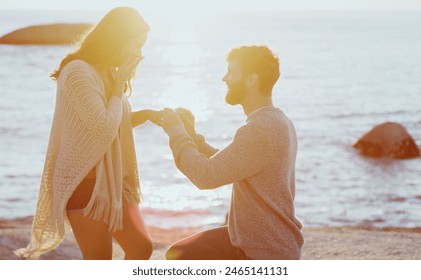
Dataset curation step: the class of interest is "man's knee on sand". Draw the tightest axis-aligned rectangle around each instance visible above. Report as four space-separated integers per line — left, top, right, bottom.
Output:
165 243 186 260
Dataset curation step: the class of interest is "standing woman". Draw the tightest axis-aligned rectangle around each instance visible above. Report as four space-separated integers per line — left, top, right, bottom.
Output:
15 7 158 259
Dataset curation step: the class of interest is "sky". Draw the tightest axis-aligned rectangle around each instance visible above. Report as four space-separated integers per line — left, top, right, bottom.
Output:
1 0 420 15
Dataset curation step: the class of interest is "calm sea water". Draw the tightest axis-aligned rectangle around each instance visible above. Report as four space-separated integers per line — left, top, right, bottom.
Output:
1 10 420 229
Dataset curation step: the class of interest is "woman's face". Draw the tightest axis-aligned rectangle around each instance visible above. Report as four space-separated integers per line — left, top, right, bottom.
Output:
118 34 148 66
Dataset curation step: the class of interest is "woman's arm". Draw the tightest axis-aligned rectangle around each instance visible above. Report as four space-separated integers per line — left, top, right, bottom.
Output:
131 109 162 127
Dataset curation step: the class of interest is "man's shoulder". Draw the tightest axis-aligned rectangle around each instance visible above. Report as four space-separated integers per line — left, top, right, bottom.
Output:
248 108 292 132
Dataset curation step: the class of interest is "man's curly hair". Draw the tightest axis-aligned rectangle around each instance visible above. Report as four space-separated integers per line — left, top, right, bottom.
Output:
227 45 280 95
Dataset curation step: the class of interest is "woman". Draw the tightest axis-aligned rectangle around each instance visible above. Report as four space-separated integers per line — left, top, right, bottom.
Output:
15 7 159 259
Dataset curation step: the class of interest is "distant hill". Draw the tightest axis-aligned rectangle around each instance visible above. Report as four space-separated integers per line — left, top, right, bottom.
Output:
0 23 93 45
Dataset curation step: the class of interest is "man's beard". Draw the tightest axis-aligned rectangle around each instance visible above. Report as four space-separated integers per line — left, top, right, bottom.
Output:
225 80 246 106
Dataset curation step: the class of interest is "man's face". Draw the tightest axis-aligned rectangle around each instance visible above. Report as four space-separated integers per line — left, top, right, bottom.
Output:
223 59 246 106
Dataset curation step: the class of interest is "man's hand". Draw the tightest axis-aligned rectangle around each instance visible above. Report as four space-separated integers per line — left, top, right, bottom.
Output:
175 107 197 138
160 108 184 133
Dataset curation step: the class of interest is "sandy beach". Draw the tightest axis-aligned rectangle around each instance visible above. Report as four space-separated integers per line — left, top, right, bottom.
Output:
1 217 420 260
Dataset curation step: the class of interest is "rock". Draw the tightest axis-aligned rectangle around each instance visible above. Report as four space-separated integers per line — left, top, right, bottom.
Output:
0 23 93 45
353 122 420 159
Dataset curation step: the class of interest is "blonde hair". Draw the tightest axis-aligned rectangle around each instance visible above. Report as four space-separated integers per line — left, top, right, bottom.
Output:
50 7 150 93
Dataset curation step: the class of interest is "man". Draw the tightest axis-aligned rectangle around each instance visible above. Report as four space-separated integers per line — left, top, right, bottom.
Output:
160 45 303 260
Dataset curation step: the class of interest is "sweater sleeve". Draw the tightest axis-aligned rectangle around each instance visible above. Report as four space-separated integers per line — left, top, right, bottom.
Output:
168 122 271 190
60 60 122 144
193 134 219 158
52 60 123 185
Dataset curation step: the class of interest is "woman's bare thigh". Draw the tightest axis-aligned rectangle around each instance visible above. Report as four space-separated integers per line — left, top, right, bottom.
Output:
67 213 113 260
112 202 153 260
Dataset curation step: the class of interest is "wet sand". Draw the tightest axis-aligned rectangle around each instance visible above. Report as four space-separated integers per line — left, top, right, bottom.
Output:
1 217 421 260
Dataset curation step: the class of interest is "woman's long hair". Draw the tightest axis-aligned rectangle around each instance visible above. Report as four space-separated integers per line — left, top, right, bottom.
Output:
50 7 150 94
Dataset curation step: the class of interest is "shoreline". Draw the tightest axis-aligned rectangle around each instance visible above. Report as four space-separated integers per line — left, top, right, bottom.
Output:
1 217 421 260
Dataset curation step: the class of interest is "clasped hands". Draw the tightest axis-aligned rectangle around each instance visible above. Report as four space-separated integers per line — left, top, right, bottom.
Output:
134 107 196 138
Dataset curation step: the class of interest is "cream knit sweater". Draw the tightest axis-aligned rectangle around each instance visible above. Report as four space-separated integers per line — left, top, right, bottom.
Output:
15 60 141 259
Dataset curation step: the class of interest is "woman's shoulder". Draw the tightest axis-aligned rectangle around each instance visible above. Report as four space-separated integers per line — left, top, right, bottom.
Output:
59 59 102 85
62 59 97 76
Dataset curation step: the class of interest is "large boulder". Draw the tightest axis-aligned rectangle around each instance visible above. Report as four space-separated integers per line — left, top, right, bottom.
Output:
0 23 93 45
353 122 420 159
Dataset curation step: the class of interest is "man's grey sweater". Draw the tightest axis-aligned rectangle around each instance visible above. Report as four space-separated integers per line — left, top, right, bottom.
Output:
168 107 303 259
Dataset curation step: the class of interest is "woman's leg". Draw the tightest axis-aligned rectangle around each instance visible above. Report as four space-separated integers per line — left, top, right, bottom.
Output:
66 178 113 259
112 202 153 260
67 212 113 260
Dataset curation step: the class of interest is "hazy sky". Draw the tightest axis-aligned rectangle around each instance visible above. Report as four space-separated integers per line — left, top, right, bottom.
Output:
1 0 420 14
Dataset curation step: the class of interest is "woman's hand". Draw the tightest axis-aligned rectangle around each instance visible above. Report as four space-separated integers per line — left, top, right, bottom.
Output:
147 110 163 126
112 55 142 98
132 109 162 127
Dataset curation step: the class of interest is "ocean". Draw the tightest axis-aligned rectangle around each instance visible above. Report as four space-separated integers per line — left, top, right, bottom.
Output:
0 9 420 229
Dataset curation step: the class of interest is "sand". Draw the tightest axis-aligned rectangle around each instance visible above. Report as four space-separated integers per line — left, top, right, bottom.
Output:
1 217 421 260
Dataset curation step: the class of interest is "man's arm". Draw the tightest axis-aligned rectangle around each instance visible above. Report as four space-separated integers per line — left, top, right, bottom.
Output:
175 108 218 158
161 109 269 190
192 133 219 158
